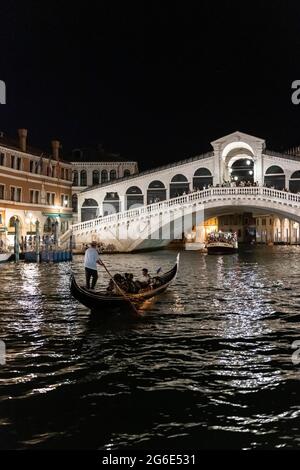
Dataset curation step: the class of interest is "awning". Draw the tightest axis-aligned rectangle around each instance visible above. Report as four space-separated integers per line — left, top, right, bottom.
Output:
42 212 73 219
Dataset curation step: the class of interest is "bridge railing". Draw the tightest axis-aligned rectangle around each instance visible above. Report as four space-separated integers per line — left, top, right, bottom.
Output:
72 186 300 234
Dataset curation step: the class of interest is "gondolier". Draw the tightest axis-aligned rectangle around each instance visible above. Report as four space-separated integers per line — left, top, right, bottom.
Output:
84 241 103 290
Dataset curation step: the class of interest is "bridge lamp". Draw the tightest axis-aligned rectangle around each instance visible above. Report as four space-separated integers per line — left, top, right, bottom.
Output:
249 170 253 175
234 176 238 181
246 160 251 165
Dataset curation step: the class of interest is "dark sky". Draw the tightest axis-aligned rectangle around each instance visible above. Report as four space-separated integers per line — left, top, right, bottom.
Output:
1 1 300 169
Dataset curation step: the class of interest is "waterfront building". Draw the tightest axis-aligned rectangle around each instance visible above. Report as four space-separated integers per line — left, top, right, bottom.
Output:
70 145 138 223
63 131 300 251
0 129 72 249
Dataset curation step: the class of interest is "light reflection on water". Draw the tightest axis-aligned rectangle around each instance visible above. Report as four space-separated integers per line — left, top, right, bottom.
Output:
0 247 300 449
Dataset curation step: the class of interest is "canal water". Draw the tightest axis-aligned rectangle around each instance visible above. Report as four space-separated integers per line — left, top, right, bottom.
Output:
0 247 300 449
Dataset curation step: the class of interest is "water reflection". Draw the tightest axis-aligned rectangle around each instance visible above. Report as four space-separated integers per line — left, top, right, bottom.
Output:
0 247 300 449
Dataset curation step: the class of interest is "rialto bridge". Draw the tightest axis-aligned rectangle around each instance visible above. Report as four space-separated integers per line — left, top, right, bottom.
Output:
62 132 300 251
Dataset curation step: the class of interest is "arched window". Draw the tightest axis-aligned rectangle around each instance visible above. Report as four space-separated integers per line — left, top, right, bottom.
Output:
265 165 284 174
147 180 167 204
149 180 165 188
126 186 144 210
124 169 131 178
170 174 189 198
9 216 18 227
290 170 300 193
230 159 254 185
264 165 285 190
44 216 55 233
72 194 78 212
81 198 99 222
110 169 117 181
101 170 108 183
103 192 120 215
80 170 87 186
193 168 213 190
92 170 100 185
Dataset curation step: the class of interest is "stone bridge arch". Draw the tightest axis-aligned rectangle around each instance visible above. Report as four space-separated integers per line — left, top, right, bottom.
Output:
130 196 300 251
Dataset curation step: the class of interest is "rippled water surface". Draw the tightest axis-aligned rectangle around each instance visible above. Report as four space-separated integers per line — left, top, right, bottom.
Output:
1 247 300 449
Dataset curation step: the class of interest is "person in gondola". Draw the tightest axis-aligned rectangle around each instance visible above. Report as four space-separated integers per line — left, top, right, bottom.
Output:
126 273 139 294
106 279 115 294
84 241 103 290
135 268 151 290
151 276 162 289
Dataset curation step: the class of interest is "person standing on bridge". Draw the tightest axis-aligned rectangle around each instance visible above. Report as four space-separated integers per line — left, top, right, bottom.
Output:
84 241 103 290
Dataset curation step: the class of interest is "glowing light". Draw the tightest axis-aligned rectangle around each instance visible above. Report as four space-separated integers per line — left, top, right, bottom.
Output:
249 170 253 175
234 176 238 181
246 160 251 165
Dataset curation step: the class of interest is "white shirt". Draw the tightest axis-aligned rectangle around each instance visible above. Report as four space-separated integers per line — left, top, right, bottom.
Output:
138 274 150 284
84 247 99 270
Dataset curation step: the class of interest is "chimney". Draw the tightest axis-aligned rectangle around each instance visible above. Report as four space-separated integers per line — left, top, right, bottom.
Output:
51 140 60 161
18 128 27 152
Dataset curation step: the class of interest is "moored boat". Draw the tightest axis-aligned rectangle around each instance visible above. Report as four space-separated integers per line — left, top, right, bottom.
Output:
0 252 14 263
185 242 207 252
70 254 180 316
206 231 238 255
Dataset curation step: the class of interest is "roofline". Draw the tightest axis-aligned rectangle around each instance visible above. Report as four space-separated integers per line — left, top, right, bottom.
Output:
70 160 137 165
211 130 266 145
80 150 213 193
264 149 300 162
0 142 71 165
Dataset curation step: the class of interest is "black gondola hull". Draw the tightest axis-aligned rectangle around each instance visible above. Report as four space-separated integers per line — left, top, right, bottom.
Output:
70 256 179 316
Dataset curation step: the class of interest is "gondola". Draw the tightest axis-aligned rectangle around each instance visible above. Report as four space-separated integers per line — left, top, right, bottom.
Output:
70 253 180 316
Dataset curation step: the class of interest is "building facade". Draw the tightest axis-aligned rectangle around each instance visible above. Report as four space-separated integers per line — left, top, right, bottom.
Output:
0 129 73 249
71 145 138 223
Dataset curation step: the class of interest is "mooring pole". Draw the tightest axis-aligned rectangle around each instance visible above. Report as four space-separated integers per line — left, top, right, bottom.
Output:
14 218 20 263
69 231 73 260
35 220 40 263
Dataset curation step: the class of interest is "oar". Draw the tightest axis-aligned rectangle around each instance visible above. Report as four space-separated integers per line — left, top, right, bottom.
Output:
99 260 140 317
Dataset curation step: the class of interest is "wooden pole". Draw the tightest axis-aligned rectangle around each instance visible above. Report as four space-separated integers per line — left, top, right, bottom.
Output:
35 220 40 263
100 260 140 316
14 218 20 263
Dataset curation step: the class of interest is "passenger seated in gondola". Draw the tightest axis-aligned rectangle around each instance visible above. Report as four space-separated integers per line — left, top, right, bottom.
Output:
150 276 162 289
125 273 139 293
106 279 115 294
135 268 151 290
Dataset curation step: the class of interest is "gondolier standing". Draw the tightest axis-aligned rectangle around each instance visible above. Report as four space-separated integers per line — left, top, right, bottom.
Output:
84 241 103 290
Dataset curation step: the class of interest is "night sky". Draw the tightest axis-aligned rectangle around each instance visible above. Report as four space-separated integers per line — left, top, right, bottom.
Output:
1 1 300 169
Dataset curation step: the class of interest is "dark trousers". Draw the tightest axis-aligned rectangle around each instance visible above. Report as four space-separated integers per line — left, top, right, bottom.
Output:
85 268 98 289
